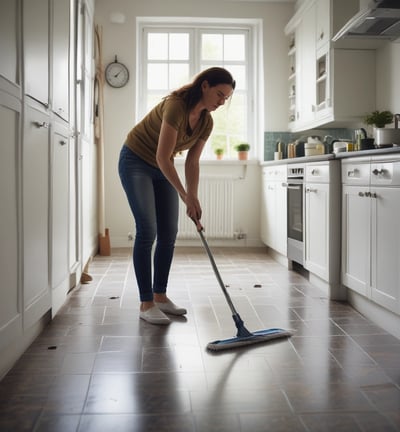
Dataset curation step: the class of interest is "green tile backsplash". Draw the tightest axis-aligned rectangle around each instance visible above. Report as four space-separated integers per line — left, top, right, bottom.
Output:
264 128 354 161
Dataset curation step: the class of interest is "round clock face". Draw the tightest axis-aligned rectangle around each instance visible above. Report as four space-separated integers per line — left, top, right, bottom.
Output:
105 62 129 88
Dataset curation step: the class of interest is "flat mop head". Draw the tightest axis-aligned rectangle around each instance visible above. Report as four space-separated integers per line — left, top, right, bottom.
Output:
207 328 293 351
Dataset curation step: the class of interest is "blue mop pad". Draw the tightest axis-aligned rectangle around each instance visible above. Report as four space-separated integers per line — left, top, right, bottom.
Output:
196 228 293 352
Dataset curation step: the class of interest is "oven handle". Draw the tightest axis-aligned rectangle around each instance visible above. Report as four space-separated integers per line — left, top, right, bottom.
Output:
283 182 302 190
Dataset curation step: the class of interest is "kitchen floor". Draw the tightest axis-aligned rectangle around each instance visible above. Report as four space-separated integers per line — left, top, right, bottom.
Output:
1 247 400 432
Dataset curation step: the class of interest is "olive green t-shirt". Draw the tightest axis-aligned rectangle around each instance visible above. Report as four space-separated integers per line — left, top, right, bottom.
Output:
125 96 213 167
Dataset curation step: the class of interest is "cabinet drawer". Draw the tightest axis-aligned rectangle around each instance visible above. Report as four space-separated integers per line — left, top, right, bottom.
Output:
342 162 370 185
263 164 287 181
371 161 400 186
305 163 329 183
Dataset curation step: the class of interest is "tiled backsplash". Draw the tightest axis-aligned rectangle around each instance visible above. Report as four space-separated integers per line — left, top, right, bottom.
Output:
264 128 354 161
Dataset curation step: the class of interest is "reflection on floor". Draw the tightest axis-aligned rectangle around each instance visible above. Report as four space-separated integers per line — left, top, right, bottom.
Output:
1 247 400 432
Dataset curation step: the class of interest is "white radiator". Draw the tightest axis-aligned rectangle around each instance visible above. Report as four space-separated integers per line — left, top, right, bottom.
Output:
178 176 234 239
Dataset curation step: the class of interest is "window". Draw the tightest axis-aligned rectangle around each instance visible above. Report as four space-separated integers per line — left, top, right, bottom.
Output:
138 19 262 159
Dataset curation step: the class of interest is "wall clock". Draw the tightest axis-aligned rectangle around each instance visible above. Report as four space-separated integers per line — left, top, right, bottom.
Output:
105 56 129 88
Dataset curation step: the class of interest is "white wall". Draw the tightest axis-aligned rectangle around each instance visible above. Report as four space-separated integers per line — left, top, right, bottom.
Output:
94 0 294 248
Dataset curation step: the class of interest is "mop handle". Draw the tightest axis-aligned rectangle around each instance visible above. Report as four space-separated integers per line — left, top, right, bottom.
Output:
197 229 238 316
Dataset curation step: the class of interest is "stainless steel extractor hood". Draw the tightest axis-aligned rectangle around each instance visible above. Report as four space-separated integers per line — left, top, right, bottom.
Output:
332 0 400 42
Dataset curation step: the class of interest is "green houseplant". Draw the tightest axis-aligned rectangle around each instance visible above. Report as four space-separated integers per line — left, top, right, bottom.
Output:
234 143 250 160
364 110 393 128
214 148 224 160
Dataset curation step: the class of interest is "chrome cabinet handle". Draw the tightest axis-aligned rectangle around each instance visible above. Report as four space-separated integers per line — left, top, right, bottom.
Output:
359 191 378 198
372 168 385 176
306 187 317 193
59 140 67 146
33 121 49 129
347 169 358 177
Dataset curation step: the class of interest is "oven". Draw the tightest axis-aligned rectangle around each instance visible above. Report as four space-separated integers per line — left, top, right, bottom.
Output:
286 164 304 265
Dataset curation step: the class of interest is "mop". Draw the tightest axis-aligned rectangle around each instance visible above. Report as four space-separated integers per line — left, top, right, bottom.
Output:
197 228 293 351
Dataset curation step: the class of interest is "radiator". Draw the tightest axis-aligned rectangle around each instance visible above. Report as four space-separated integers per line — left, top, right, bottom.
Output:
178 176 234 239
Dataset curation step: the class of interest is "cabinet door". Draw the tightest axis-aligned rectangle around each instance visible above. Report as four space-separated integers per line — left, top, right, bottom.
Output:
23 103 51 329
0 0 19 85
23 0 49 105
52 0 70 120
0 92 22 349
342 185 370 297
371 187 400 313
51 122 70 315
316 0 330 48
262 180 276 247
275 180 287 256
297 2 316 125
304 182 329 280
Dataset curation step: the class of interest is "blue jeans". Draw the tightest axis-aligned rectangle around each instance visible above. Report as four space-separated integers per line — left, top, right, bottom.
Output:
118 145 179 302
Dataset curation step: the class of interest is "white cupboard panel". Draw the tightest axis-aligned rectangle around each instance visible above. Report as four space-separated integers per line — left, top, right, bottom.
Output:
23 0 49 105
23 103 51 328
0 0 19 84
0 96 21 348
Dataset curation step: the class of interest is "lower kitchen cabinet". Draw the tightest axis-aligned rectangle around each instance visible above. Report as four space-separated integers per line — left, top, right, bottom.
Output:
304 160 342 298
51 120 71 316
342 184 370 296
0 88 22 350
342 156 400 314
261 165 287 256
23 100 51 329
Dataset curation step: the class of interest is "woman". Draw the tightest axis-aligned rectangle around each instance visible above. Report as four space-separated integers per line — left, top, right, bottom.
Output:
119 67 236 325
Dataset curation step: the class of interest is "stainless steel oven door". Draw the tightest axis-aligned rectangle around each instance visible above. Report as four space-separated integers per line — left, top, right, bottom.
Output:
287 179 303 264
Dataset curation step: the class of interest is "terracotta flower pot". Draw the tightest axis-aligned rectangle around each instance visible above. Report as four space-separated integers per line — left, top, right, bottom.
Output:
237 151 248 160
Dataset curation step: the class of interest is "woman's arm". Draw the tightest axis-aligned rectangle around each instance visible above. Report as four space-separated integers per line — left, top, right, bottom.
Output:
185 137 206 226
156 120 187 199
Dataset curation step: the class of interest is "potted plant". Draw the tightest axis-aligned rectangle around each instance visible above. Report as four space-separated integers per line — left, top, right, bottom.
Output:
364 110 393 129
214 148 224 160
235 143 250 160
364 110 395 147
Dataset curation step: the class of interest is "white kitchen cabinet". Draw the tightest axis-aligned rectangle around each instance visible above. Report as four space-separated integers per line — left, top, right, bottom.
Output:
342 157 400 314
304 160 342 298
23 0 49 106
342 184 370 296
52 0 70 121
0 0 19 85
0 89 22 350
285 0 375 131
23 100 51 329
261 165 287 256
51 120 71 316
289 2 316 129
371 185 400 312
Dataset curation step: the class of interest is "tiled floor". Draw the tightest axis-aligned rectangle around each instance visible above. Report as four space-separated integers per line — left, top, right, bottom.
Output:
1 247 400 432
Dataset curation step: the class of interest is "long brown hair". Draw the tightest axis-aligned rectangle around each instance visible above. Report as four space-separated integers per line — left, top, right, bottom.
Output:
170 67 236 110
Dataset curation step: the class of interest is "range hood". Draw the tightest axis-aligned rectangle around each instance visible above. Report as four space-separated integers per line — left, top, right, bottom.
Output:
333 0 400 42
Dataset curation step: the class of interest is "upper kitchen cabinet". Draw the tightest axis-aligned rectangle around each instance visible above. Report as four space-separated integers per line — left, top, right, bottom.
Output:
285 1 315 128
52 0 70 121
0 0 20 91
23 0 49 106
285 0 375 132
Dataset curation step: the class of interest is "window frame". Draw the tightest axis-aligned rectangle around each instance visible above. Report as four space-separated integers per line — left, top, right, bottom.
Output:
136 17 264 161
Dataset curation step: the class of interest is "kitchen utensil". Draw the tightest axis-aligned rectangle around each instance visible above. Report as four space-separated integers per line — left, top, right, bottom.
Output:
333 141 347 154
287 142 296 158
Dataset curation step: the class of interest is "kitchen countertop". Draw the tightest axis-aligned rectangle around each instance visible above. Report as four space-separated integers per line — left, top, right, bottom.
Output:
261 146 400 166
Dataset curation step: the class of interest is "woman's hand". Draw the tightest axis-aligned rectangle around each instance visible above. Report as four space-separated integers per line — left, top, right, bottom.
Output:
185 194 202 225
